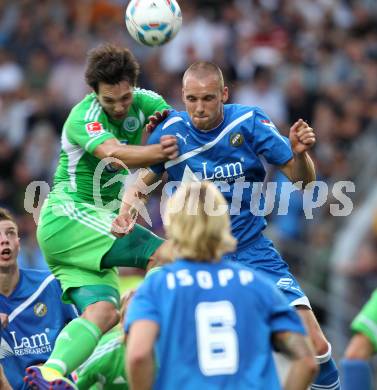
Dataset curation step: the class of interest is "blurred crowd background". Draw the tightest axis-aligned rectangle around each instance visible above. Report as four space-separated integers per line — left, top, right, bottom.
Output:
0 0 377 357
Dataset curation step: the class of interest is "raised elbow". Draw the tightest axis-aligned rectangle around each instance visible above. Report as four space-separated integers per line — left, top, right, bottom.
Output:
128 349 152 368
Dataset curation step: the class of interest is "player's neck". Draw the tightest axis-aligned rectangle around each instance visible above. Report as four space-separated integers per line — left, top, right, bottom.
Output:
0 265 19 296
196 116 224 132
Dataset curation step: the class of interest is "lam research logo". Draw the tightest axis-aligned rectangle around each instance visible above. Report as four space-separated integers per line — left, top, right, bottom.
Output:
229 132 244 147
0 330 52 358
34 302 47 317
123 117 140 132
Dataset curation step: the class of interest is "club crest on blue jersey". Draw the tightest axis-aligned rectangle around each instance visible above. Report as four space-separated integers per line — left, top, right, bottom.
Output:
0 270 77 389
148 105 294 246
33 302 47 317
229 132 244 147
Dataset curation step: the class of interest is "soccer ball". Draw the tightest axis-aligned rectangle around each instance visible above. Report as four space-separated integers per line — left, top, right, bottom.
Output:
125 0 182 47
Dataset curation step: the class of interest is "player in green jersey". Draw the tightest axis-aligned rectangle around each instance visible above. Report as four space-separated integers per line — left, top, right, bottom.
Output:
74 292 133 390
340 289 377 390
74 328 127 390
24 44 177 389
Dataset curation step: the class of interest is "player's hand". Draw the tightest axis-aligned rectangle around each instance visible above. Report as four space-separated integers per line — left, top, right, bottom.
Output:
146 109 170 133
160 135 178 160
111 212 137 238
0 313 8 328
289 119 316 154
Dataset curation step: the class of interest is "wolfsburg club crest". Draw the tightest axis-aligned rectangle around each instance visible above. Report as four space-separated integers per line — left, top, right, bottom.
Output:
123 117 140 132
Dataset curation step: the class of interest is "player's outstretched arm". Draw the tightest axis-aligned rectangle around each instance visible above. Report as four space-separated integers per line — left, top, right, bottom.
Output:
93 135 178 169
280 119 316 187
273 331 318 390
344 333 375 360
111 169 161 238
127 320 158 390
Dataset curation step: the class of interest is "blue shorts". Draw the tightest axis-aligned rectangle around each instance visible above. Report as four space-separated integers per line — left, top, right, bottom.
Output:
223 235 311 308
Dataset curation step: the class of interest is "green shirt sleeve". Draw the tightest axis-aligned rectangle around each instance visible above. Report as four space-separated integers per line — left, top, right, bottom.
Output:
64 96 116 154
65 118 116 155
132 88 171 123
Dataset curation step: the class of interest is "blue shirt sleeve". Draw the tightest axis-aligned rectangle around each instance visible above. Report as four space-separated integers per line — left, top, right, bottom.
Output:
269 292 306 335
124 275 160 332
257 275 306 335
249 108 293 166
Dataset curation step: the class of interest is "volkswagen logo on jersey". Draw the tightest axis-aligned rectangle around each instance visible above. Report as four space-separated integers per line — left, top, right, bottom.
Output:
123 117 140 132
229 132 244 147
34 302 47 317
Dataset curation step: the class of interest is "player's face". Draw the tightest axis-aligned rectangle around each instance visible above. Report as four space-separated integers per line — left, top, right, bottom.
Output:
182 75 228 131
97 81 134 121
0 220 20 269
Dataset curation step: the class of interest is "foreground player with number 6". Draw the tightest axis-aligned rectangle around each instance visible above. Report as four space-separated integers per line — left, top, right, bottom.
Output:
125 181 317 390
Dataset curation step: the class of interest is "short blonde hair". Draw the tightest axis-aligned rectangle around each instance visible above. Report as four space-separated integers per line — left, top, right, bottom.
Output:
183 61 225 89
164 182 237 262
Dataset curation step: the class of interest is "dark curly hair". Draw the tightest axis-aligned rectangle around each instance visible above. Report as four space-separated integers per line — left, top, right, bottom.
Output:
85 43 140 93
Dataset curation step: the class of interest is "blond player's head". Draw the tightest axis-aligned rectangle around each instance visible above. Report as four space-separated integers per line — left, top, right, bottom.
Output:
164 182 236 262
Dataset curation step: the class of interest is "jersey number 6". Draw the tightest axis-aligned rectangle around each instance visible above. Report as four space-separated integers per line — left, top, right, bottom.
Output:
195 301 239 376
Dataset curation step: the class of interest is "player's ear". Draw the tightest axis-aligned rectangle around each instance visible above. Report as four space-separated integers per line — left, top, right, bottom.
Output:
222 86 229 103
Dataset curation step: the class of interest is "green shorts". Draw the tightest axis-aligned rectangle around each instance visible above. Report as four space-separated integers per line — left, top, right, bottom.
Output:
37 198 162 304
351 289 377 352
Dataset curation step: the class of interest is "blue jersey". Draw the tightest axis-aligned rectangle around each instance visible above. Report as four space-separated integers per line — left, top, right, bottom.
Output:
125 259 305 390
147 105 293 249
0 269 77 389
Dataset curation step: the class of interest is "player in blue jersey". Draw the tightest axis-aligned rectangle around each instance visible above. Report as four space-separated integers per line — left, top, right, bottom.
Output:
117 61 340 390
125 181 317 390
0 208 78 390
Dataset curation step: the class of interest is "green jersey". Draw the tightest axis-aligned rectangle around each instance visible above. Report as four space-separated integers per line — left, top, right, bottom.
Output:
75 328 128 389
51 89 170 207
351 289 377 352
